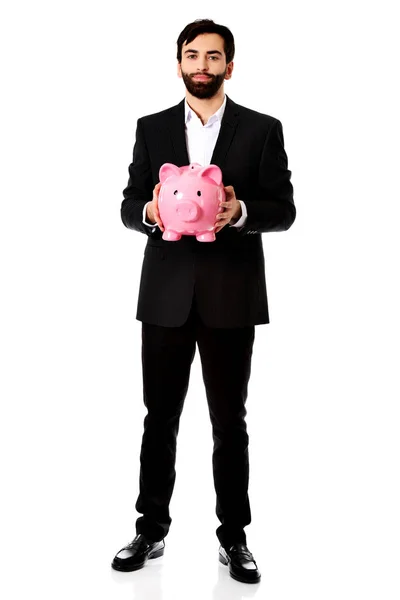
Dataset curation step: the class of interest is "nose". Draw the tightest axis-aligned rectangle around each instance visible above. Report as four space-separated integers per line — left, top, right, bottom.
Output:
176 201 199 222
197 56 209 72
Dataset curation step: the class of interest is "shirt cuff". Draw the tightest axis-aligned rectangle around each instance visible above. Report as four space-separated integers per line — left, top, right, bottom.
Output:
142 202 157 231
229 200 247 228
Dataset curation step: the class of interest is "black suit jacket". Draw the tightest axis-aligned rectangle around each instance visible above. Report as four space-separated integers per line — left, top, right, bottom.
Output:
121 95 296 328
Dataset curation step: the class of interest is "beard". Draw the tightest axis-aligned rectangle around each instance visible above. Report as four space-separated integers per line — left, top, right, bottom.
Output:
181 68 227 99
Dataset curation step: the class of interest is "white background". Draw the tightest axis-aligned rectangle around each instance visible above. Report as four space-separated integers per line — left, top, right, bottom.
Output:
1 1 399 598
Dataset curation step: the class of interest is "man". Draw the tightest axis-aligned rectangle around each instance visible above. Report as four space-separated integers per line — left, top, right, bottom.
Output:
111 19 296 584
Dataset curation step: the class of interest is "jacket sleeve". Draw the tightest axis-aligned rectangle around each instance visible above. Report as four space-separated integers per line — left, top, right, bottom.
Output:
120 118 163 238
240 118 296 235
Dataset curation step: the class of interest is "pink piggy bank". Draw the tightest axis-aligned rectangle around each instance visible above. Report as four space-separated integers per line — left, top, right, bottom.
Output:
158 162 225 242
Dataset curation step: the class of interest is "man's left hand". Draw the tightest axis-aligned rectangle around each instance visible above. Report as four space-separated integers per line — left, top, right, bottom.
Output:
214 186 242 233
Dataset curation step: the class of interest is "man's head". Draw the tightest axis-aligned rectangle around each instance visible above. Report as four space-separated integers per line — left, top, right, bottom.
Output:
176 19 235 99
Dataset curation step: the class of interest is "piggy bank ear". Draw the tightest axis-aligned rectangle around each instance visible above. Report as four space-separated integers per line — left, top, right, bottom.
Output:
159 163 181 184
198 164 223 185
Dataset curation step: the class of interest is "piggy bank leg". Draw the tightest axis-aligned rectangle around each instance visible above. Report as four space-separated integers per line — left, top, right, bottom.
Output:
162 229 182 241
196 231 216 242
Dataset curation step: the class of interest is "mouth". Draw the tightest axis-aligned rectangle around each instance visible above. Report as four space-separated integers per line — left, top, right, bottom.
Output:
192 75 212 81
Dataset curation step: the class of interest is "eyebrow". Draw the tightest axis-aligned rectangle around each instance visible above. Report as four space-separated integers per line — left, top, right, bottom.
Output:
184 49 223 56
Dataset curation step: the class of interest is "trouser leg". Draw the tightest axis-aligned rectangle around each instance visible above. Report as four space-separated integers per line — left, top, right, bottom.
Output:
135 304 197 542
196 316 255 550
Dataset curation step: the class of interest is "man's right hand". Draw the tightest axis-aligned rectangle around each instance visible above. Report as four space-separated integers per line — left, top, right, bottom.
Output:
146 182 165 232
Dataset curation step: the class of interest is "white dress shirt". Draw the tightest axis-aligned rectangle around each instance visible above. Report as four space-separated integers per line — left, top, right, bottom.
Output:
142 94 247 230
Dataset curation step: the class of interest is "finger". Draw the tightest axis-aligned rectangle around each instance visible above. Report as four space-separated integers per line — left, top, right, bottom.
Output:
153 202 164 231
154 199 162 216
214 220 226 229
154 183 162 200
219 202 232 208
155 211 164 231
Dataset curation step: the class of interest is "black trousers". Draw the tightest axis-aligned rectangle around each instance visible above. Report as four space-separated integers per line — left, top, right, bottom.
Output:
135 293 255 550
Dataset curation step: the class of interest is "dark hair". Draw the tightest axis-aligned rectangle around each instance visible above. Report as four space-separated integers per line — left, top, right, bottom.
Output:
176 19 235 64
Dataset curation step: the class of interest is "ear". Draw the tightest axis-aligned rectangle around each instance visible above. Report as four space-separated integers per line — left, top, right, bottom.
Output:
225 61 234 80
177 61 182 79
159 163 181 184
198 164 223 186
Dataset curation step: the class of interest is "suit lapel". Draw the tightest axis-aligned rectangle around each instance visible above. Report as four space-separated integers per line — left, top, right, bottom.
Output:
210 95 240 169
168 95 240 169
168 99 189 166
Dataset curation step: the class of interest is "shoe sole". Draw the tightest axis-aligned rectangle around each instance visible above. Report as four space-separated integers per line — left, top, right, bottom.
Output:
111 547 165 572
218 552 261 584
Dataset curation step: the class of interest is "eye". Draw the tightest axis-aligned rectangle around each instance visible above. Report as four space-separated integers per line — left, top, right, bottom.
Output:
174 190 178 195
197 191 201 196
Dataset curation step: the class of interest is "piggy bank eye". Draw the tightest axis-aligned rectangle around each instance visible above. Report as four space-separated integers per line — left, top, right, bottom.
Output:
174 190 178 195
197 190 201 196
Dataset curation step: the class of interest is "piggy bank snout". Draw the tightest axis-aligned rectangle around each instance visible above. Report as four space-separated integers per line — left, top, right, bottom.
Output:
176 201 199 222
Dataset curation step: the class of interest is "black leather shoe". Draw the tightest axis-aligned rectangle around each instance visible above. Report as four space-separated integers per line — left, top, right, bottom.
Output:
219 542 261 583
111 534 165 572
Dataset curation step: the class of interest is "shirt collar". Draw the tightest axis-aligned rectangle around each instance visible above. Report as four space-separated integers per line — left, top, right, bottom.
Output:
185 94 227 127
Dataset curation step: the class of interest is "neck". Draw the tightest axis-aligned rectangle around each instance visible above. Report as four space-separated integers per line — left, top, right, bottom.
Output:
185 89 225 125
